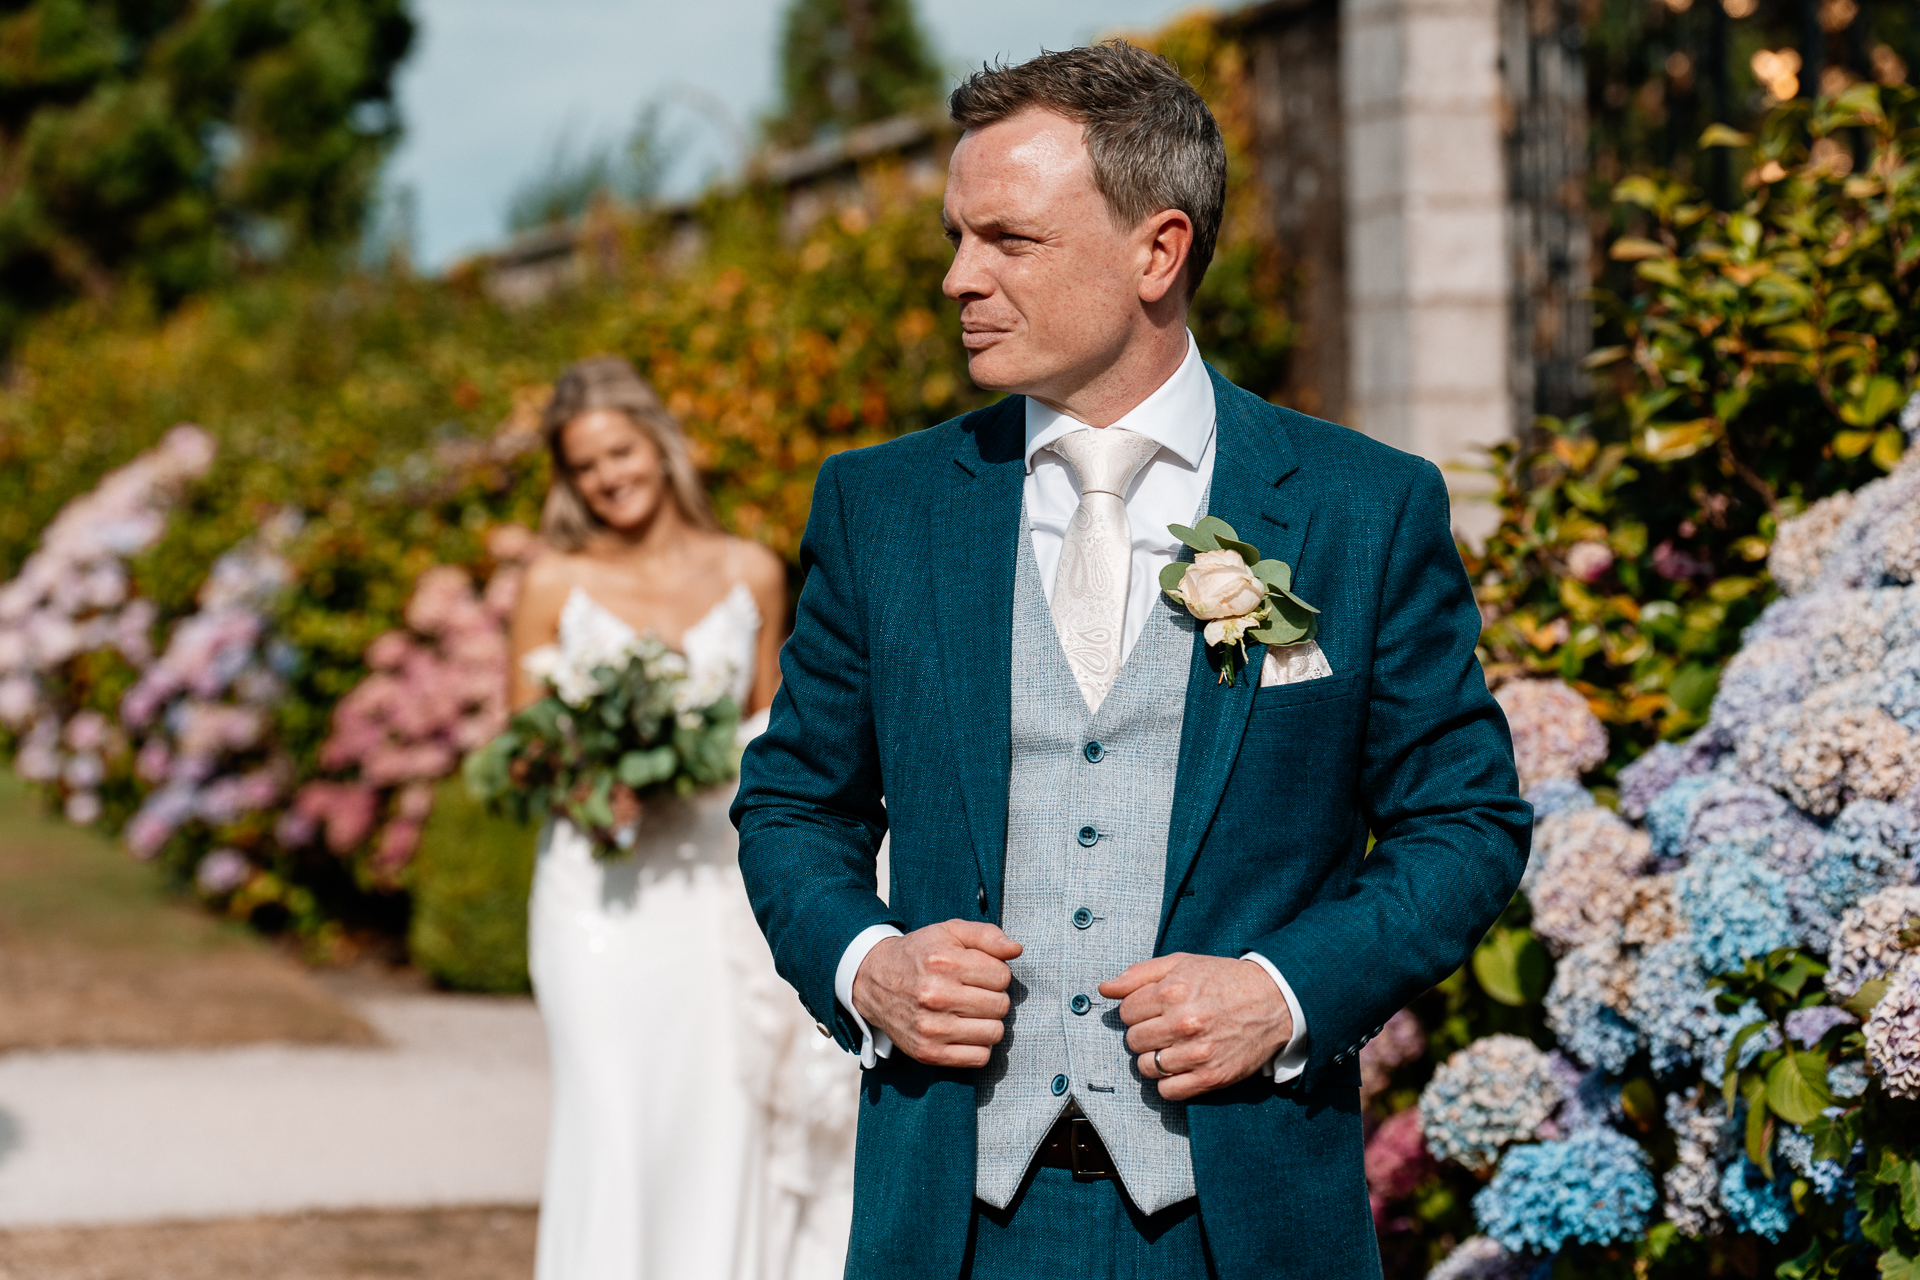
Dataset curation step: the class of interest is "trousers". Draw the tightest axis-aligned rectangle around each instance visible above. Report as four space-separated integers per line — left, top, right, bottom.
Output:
959 1165 1215 1280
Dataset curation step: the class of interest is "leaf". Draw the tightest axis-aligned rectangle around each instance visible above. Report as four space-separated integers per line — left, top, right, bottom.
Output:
1612 175 1662 208
1881 1249 1920 1280
1834 430 1877 459
1472 927 1549 1006
1159 562 1189 594
1874 429 1907 472
1251 559 1292 593
1582 345 1628 369
1611 237 1672 262
1839 374 1906 427
1746 1087 1774 1174
617 745 677 788
1167 522 1219 553
1766 1049 1833 1126
1699 123 1753 147
1724 1019 1773 1108
1874 1153 1920 1237
1844 977 1890 1019
1637 419 1720 462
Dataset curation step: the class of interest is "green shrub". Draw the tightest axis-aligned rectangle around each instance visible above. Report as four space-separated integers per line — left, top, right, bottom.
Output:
407 779 536 994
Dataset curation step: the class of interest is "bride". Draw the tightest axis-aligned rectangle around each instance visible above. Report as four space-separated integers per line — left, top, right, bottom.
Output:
509 355 858 1280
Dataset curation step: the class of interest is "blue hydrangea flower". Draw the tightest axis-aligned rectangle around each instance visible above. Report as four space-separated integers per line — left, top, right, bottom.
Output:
1812 799 1918 917
1427 1236 1554 1280
1420 1035 1563 1171
1719 1158 1794 1241
1683 779 1791 858
1628 937 1747 1078
1783 1005 1856 1049
1882 644 1920 731
1677 841 1795 974
1543 943 1640 1074
1526 777 1595 822
1619 742 1689 821
1776 1125 1853 1202
1646 775 1712 862
1829 1060 1869 1099
1473 1128 1657 1253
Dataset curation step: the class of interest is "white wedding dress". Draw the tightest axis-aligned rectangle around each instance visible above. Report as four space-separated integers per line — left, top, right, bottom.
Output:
529 584 860 1280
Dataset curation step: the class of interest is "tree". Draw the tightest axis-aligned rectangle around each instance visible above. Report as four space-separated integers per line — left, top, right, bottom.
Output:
0 0 414 341
770 0 941 145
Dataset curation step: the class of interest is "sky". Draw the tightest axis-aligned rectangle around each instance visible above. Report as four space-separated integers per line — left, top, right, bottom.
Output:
385 0 1204 270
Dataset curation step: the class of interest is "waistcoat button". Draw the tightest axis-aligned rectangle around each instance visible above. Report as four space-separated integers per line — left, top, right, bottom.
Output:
977 885 989 914
1070 993 1091 1015
1071 907 1093 929
1077 825 1098 847
1051 1074 1068 1096
1083 741 1105 763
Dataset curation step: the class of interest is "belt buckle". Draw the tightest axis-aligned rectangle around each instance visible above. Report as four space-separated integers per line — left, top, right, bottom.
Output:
1068 1117 1110 1182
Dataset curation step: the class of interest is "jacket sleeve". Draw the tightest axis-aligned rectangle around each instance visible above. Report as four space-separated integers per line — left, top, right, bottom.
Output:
732 453 903 1051
1245 461 1531 1093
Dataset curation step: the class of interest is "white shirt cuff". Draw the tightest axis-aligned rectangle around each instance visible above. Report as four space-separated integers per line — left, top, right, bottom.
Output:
835 924 904 1068
1241 952 1309 1083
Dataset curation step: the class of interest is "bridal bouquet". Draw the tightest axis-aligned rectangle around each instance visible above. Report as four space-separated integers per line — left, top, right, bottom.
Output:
463 628 740 858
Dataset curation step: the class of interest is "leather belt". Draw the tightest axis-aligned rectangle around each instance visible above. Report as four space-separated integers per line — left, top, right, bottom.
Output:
1034 1110 1114 1181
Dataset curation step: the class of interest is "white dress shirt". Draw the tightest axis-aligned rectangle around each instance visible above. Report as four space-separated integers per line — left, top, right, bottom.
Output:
835 333 1310 1082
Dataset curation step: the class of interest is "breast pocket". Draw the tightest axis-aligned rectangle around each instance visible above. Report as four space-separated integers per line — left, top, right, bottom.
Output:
1251 670 1361 715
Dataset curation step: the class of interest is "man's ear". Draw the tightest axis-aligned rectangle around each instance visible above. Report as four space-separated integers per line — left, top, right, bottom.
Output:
1137 208 1194 306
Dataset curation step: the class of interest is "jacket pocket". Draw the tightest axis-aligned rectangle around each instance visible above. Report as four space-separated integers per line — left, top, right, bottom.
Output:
1251 670 1359 714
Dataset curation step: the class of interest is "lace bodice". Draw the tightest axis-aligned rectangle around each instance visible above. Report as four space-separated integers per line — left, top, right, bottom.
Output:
555 582 761 713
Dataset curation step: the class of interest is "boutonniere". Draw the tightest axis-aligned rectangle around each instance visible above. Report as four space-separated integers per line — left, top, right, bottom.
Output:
1159 517 1319 686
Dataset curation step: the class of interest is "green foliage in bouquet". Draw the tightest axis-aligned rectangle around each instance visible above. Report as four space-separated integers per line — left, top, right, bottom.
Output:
1472 85 1920 768
463 635 739 859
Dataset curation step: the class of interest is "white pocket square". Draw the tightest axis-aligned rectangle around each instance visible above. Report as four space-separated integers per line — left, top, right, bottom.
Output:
1259 640 1334 688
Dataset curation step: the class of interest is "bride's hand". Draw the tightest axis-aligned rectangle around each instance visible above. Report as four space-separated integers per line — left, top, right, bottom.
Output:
852 921 1023 1068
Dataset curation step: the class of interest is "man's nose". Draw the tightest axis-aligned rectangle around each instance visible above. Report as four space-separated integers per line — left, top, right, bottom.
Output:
942 239 988 301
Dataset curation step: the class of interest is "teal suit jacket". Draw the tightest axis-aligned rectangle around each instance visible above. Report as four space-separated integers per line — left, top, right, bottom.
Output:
733 370 1530 1279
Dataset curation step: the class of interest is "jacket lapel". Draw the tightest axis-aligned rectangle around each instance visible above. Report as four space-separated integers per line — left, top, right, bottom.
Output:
932 397 1027 920
1159 370 1310 939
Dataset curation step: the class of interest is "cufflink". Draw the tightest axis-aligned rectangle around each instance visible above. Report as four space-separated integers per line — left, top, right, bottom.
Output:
816 1021 832 1039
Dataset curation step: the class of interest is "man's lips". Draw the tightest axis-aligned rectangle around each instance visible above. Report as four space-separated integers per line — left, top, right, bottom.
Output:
960 327 1012 351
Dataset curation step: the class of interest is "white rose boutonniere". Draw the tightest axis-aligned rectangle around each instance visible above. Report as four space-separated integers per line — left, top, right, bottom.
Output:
1160 516 1319 686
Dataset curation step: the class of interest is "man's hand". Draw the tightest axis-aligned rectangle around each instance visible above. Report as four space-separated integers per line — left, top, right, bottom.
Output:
1099 954 1293 1102
852 920 1023 1068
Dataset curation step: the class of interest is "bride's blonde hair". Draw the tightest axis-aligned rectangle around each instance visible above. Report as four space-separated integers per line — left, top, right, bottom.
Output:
540 355 718 551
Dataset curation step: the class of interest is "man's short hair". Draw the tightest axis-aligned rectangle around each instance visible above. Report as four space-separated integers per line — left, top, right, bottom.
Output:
949 40 1227 297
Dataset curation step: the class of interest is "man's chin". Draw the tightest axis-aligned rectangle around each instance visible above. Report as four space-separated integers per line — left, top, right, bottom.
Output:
962 347 1030 395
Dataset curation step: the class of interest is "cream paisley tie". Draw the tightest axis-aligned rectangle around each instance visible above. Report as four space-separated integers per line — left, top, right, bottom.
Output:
1048 427 1162 712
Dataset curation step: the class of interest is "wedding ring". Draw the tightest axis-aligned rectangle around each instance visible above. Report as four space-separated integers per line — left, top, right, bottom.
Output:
1153 1049 1169 1077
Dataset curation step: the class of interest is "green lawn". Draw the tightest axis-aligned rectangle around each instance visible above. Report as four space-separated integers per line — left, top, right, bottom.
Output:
0 771 260 956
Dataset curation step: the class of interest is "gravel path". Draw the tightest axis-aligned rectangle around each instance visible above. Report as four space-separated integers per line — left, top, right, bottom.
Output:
0 993 548 1228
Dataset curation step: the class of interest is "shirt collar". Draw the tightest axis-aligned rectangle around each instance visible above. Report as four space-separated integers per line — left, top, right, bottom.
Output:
1022 331 1216 474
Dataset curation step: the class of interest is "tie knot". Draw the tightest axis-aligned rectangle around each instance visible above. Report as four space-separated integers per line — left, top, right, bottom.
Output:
1049 427 1161 499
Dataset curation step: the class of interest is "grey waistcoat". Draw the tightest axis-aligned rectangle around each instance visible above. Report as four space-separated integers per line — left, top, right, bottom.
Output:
974 512 1198 1215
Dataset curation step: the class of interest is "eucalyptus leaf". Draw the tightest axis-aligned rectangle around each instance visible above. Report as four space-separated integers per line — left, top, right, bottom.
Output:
1216 535 1262 565
1159 563 1189 593
1252 559 1292 592
1268 595 1319 644
1168 522 1219 553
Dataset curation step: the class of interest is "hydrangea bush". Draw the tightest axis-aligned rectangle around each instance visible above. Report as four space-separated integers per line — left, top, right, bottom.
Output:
1417 439 1920 1276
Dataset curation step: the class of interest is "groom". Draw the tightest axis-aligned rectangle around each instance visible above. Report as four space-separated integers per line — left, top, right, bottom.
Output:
735 40 1529 1280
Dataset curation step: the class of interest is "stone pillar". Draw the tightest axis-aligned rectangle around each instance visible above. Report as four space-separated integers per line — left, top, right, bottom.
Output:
1342 0 1511 535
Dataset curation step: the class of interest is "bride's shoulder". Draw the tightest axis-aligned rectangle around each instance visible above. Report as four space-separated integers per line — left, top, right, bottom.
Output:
515 550 589 618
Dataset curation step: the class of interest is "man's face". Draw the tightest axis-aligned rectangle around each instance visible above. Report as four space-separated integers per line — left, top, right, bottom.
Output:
941 109 1148 404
